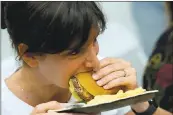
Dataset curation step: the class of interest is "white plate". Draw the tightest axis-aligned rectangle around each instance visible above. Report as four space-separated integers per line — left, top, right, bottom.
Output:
50 90 158 114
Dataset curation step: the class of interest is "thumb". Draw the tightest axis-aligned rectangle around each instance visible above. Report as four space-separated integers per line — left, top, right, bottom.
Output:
47 103 72 113
31 101 62 114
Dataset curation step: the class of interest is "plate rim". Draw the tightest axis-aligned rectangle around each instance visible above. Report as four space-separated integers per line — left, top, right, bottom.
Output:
50 90 159 113
84 90 159 107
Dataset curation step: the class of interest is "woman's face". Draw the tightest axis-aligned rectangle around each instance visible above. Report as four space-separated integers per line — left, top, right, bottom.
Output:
35 27 100 88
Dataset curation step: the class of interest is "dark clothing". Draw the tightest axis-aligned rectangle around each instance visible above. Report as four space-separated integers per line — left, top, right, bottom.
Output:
143 26 173 113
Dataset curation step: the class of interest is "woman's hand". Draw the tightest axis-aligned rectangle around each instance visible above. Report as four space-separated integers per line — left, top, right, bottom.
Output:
93 57 137 91
31 101 96 115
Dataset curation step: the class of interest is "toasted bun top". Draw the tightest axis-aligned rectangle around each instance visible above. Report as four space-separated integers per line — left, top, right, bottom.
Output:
75 72 122 96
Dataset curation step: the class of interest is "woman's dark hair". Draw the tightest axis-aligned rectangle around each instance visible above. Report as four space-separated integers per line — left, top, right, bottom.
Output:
1 1 7 29
1 1 106 56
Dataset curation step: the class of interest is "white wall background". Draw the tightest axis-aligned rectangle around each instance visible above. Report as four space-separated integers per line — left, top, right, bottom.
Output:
1 29 16 60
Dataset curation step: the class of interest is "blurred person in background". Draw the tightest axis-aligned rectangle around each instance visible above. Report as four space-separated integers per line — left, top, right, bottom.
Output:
126 2 173 115
143 2 173 113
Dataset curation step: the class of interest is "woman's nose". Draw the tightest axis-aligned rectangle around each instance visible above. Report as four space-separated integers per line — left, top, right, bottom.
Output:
85 39 100 71
85 54 100 72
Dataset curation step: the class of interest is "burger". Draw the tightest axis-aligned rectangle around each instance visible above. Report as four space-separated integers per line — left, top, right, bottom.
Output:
69 72 123 103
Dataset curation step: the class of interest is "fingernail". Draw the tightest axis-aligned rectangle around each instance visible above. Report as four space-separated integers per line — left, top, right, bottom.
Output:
92 74 98 80
103 85 109 89
97 80 102 86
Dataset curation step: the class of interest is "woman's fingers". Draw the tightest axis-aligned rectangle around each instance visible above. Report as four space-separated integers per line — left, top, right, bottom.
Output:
103 76 127 89
99 58 129 68
31 101 62 114
93 61 130 80
96 71 126 86
102 68 137 90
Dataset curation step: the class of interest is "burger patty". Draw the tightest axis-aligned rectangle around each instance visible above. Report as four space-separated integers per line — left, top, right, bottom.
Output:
72 77 94 102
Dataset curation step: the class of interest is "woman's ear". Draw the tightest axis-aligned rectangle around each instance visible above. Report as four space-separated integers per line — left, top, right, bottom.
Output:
18 43 38 67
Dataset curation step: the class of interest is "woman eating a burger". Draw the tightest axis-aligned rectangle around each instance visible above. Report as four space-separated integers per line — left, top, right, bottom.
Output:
2 1 170 115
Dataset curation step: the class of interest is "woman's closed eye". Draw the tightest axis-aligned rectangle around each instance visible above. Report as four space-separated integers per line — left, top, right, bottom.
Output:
68 49 81 55
67 39 98 56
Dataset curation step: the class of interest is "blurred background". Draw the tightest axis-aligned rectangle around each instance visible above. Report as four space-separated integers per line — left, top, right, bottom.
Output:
1 2 168 86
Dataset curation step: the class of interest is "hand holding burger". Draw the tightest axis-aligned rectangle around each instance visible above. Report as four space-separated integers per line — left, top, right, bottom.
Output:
69 57 137 102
